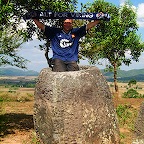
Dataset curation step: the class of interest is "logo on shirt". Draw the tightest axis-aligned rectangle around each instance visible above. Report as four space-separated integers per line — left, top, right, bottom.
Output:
58 35 62 38
60 39 73 48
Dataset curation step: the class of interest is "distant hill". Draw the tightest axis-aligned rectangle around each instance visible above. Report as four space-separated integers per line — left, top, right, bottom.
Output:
0 68 39 76
0 67 144 82
101 69 144 82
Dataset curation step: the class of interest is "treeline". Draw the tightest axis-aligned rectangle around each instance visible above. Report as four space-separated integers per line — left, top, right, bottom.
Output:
106 75 144 82
0 68 144 84
101 69 144 82
0 79 36 88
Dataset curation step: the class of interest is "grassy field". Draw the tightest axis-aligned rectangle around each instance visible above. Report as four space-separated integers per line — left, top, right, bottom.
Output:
0 82 144 144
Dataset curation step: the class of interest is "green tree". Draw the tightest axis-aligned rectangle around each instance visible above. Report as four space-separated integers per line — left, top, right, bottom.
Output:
0 26 28 68
80 0 144 93
1 0 28 68
128 79 137 88
1 0 76 68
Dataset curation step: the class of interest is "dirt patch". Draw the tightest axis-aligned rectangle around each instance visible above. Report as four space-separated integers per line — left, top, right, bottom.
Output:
0 84 144 144
113 97 144 109
0 101 35 144
1 130 34 144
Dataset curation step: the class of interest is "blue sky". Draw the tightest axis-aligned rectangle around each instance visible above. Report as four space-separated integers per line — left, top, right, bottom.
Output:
13 0 144 72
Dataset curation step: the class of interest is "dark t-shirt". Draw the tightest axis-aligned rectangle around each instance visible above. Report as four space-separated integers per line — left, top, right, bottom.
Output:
44 25 86 61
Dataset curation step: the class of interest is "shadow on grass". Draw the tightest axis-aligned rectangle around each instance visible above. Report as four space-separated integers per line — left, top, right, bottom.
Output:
0 113 34 138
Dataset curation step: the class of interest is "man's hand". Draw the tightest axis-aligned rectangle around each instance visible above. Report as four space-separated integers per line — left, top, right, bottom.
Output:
96 12 110 21
23 10 40 21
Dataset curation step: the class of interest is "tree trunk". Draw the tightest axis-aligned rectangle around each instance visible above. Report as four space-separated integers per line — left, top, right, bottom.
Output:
113 62 119 93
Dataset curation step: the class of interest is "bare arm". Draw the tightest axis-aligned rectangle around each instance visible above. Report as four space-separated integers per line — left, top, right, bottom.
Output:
86 20 100 31
33 18 100 31
33 19 45 31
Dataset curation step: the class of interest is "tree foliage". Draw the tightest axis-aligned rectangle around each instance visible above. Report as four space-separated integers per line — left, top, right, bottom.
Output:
80 0 144 92
1 0 28 68
0 26 28 68
128 79 137 87
1 0 76 68
10 0 77 40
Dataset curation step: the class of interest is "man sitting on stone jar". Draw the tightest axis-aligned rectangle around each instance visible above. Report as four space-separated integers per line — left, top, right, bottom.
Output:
33 18 101 72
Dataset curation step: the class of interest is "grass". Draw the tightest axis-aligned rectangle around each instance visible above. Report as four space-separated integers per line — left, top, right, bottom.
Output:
0 88 34 102
0 82 144 144
116 104 138 130
115 104 138 144
22 132 41 144
110 82 144 143
0 86 37 143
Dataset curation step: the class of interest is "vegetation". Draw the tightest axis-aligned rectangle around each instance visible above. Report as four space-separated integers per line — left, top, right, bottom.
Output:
122 88 144 98
102 69 144 82
128 79 137 87
0 82 143 144
1 0 28 68
116 104 137 134
0 80 36 88
1 0 77 69
80 0 144 93
0 91 33 102
1 1 144 143
1 0 144 92
1 68 144 83
116 104 134 127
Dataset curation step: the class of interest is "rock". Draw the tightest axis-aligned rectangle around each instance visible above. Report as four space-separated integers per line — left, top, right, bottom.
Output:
34 66 120 144
132 102 144 144
132 139 144 144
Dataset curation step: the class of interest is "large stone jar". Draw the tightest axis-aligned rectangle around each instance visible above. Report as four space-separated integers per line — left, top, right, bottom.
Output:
34 66 120 144
132 101 144 144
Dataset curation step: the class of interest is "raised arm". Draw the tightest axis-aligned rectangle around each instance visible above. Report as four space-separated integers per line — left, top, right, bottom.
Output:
86 20 100 31
33 19 45 31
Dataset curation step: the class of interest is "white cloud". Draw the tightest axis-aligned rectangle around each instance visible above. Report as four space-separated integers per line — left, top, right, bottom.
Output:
120 52 144 70
119 1 144 28
119 0 126 6
137 3 144 18
16 40 53 72
137 3 144 27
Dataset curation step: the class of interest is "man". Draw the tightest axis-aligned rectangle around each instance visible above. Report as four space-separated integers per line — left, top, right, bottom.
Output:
33 18 100 72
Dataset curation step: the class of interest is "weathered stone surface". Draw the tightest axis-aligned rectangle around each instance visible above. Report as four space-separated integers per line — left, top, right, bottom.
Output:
34 66 120 144
132 102 144 144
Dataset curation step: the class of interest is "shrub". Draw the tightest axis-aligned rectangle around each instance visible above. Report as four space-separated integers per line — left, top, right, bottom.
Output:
122 88 144 98
116 104 132 125
0 92 12 102
116 104 137 131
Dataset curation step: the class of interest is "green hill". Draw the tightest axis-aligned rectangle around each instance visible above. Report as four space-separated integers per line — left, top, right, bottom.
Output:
101 69 144 82
0 68 39 76
0 67 144 82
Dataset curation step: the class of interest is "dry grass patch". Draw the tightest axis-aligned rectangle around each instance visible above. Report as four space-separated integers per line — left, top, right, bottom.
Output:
0 83 144 144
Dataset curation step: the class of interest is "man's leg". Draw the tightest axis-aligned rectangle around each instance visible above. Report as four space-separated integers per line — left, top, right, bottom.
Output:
52 59 67 72
67 61 79 71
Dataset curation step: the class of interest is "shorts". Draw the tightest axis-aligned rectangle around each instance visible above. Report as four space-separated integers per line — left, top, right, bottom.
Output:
52 59 79 72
